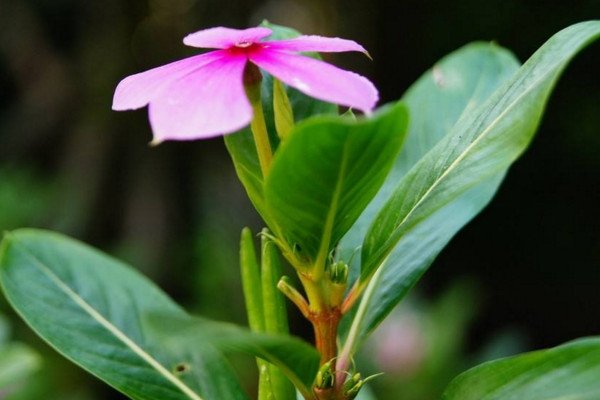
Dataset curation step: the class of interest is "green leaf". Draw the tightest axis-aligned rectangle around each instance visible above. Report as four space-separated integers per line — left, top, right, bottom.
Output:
225 124 269 221
265 102 408 264
442 338 600 400
0 229 247 400
148 315 320 400
0 343 41 390
341 21 600 355
224 22 338 225
338 42 520 345
362 20 600 283
339 41 519 278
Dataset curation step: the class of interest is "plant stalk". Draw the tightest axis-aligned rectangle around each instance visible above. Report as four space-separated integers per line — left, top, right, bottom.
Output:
310 308 342 365
244 65 272 177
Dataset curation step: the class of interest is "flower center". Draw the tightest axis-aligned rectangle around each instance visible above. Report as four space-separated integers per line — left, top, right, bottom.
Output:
228 41 263 56
235 41 253 48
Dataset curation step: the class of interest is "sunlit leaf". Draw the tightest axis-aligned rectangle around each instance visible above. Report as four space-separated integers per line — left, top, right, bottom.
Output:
265 103 408 263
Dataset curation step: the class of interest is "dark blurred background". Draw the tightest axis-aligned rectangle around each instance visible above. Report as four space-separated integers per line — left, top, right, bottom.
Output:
1 0 599 399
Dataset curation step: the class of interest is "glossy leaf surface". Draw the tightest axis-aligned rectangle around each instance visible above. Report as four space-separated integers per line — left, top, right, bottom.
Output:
338 42 519 343
362 20 600 282
343 21 600 356
149 315 320 400
0 229 247 400
443 338 600 400
265 102 408 262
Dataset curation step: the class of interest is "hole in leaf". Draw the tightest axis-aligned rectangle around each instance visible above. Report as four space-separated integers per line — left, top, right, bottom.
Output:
173 362 191 376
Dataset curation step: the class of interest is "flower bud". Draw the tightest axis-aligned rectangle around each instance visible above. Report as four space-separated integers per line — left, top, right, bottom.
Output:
273 78 294 140
329 261 349 306
342 372 361 393
314 361 335 390
330 261 349 284
343 372 383 399
344 379 363 399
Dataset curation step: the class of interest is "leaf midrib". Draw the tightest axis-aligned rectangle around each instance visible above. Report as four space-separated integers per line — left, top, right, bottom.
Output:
314 137 352 268
364 43 567 281
345 47 537 359
6 237 203 400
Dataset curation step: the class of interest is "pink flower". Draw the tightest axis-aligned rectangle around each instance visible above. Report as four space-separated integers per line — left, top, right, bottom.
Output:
112 26 378 142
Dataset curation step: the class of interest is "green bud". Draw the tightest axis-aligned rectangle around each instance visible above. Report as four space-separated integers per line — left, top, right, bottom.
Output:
314 361 334 390
342 372 361 393
330 261 349 284
342 372 383 399
344 380 363 399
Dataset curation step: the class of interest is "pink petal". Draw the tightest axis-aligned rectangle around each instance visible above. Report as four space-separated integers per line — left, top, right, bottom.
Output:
112 50 224 111
249 50 378 113
183 26 272 49
148 55 252 142
263 35 369 55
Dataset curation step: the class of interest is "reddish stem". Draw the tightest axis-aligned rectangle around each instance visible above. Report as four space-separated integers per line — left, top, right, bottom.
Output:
310 308 342 365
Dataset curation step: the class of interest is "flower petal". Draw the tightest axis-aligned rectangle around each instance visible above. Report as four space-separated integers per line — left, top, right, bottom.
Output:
148 55 252 142
264 35 369 55
249 50 378 113
183 27 272 49
112 50 224 111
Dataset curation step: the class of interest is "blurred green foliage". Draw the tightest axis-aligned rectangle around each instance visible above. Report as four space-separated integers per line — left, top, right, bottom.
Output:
357 281 529 399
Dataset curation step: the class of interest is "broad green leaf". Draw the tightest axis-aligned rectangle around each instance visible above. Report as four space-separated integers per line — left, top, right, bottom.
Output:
0 229 247 400
442 337 600 400
362 20 600 283
0 343 41 390
339 41 519 280
265 102 408 263
338 42 520 345
341 22 600 355
224 22 338 225
148 315 320 400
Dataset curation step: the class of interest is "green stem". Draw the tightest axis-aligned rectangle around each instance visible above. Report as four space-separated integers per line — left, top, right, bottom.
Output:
246 81 273 177
240 228 265 332
240 228 273 400
299 273 328 313
261 231 296 400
